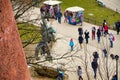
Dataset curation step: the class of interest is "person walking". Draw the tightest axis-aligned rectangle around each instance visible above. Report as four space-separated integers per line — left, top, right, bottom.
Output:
104 23 109 35
92 27 96 40
77 66 83 80
78 35 84 48
99 26 104 36
84 30 89 44
103 19 107 28
57 10 62 24
93 51 99 62
108 33 114 48
97 29 101 43
64 11 68 23
103 48 107 57
69 38 74 51
57 69 64 80
91 58 98 78
79 13 84 26
78 27 83 36
112 74 117 80
115 21 120 35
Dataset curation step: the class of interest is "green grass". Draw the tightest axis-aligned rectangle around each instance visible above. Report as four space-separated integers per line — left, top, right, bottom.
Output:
61 0 120 27
18 23 42 47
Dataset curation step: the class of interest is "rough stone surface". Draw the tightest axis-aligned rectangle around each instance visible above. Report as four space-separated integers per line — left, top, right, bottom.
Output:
0 0 30 80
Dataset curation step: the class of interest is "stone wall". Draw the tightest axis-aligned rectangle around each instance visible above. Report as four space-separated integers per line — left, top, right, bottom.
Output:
0 0 30 80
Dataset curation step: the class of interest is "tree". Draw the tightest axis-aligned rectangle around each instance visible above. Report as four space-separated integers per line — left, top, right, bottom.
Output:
26 31 118 80
10 0 44 48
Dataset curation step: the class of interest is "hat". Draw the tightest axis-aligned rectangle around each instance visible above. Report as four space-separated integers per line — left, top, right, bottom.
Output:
70 38 73 41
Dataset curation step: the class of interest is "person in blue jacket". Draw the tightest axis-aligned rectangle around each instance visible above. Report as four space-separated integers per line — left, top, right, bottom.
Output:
57 69 64 80
69 38 74 51
57 11 62 24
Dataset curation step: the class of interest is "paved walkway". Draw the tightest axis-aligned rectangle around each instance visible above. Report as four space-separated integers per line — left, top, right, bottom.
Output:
102 0 120 13
23 7 120 80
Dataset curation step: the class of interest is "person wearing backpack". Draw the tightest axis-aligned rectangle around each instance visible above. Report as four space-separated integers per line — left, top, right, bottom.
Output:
57 69 64 80
112 74 118 80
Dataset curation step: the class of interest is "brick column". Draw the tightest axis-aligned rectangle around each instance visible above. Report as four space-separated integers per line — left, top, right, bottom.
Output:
0 0 30 80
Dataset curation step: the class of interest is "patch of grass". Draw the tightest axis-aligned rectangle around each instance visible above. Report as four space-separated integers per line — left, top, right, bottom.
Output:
18 23 42 46
61 0 120 27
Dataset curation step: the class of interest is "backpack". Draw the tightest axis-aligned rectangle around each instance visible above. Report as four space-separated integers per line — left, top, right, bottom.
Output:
112 36 115 41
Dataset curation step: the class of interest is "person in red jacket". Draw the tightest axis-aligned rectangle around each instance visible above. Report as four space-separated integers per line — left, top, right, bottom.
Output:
104 23 109 35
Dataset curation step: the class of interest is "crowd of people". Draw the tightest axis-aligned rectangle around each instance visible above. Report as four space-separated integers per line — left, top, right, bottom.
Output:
68 19 118 79
40 4 119 79
64 11 84 25
40 4 84 26
40 4 62 24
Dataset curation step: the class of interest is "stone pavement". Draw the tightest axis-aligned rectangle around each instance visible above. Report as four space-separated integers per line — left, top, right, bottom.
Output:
101 0 120 13
22 7 120 80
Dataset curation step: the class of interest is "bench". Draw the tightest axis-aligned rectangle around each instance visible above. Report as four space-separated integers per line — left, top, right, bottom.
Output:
96 0 105 7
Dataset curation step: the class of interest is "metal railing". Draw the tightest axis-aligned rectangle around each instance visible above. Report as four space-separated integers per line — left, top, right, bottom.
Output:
84 17 116 30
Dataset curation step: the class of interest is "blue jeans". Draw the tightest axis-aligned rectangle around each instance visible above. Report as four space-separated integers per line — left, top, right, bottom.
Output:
85 38 88 44
93 68 97 78
71 46 73 51
58 17 61 23
110 41 113 47
97 37 100 43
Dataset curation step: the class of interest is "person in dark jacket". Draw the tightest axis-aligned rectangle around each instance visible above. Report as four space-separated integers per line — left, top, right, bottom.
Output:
78 27 83 36
93 51 99 60
91 58 98 78
103 48 107 57
115 21 120 35
84 30 89 44
103 19 106 28
97 29 101 43
78 35 84 48
57 11 62 24
112 74 118 80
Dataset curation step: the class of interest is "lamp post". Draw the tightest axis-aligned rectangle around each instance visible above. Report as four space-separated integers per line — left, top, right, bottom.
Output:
110 54 119 80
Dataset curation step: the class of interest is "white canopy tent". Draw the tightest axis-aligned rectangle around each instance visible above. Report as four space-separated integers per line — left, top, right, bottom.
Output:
43 0 62 6
65 6 84 12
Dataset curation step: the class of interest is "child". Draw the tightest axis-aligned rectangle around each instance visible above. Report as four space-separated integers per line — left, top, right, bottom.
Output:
69 38 74 51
